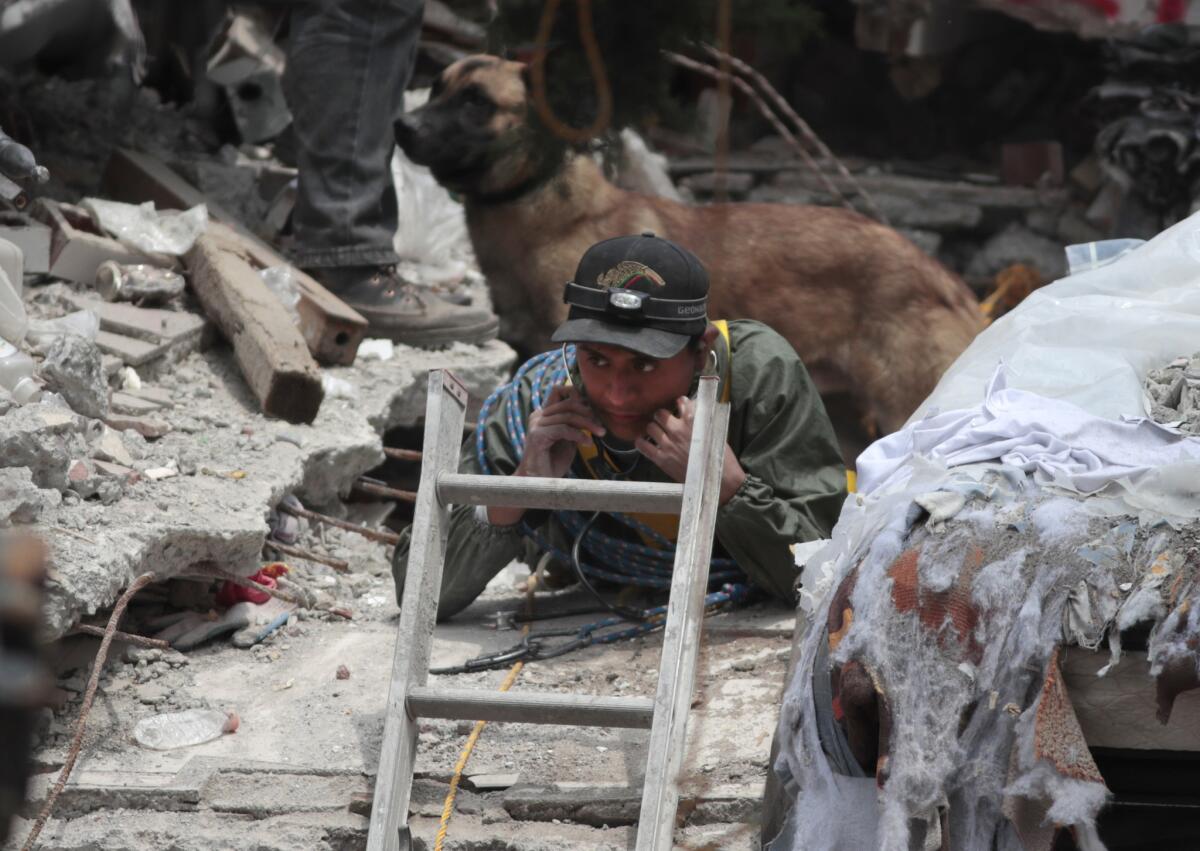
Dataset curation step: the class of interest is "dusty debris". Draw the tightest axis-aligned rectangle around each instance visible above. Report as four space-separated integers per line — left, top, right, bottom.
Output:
102 149 369 366
965 222 1067 287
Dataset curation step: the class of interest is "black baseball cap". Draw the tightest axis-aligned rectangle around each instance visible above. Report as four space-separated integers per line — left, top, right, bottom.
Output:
551 232 710 358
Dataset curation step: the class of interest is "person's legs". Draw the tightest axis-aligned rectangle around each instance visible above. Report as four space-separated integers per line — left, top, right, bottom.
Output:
284 0 497 344
286 0 414 268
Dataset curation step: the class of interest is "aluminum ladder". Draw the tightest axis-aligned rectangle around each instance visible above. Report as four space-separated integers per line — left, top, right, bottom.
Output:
366 368 731 851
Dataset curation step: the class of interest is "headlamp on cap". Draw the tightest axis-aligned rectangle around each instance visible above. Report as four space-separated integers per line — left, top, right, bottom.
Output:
562 280 706 323
608 289 646 313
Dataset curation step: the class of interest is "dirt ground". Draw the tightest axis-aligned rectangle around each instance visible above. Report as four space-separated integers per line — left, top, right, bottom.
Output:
14 536 798 850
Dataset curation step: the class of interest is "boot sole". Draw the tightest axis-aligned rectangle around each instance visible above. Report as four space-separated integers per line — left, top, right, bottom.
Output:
356 312 501 348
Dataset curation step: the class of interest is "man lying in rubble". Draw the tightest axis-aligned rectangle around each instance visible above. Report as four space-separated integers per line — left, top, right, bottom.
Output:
392 232 847 619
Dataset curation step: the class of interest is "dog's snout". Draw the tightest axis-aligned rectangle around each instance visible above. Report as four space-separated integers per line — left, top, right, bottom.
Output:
393 113 421 148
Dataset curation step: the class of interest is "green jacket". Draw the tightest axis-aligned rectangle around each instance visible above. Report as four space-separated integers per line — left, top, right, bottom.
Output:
392 320 847 618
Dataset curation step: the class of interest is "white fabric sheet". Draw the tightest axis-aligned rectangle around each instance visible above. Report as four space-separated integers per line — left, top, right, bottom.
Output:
858 366 1200 497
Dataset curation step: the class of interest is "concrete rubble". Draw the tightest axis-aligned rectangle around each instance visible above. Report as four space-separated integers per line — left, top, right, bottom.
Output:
21 330 513 640
1145 352 1200 435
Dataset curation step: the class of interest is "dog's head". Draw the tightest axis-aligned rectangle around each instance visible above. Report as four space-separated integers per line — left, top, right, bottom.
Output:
395 54 565 201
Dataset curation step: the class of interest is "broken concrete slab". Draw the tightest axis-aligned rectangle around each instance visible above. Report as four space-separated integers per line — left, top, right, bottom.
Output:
60 293 208 350
121 385 175 409
204 772 369 817
103 414 171 440
0 401 90 491
110 392 163 416
40 333 109 419
31 337 515 639
93 330 165 368
12 810 369 851
0 465 60 525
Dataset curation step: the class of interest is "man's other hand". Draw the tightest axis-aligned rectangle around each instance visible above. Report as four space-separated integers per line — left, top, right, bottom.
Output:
637 396 746 505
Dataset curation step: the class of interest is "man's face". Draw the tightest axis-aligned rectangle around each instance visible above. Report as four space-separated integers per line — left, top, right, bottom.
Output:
575 341 702 441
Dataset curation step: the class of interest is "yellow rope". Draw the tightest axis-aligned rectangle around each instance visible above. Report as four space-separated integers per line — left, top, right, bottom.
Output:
432 659 525 850
433 570 541 849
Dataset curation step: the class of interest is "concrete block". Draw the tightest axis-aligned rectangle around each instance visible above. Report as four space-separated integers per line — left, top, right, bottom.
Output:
206 15 292 143
94 330 165 367
110 392 163 416
203 771 370 816
40 333 109 418
0 209 51 273
31 199 170 285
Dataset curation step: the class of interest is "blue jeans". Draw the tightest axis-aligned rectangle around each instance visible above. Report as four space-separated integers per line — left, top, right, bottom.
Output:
284 0 422 268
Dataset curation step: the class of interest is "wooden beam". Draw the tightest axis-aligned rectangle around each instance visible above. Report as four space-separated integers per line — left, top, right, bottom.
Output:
103 148 368 365
185 222 324 424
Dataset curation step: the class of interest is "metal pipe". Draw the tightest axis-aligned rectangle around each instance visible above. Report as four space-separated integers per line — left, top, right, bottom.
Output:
276 503 400 546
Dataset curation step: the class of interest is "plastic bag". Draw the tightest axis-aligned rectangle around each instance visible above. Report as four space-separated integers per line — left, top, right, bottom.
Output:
915 212 1200 426
25 310 99 354
260 266 301 325
133 709 239 750
391 89 473 282
82 198 207 256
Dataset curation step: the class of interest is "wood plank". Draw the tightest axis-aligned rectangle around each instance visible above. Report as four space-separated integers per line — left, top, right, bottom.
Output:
437 473 683 514
184 222 324 424
407 687 654 729
368 370 468 851
102 148 368 365
636 377 730 851
94 331 166 367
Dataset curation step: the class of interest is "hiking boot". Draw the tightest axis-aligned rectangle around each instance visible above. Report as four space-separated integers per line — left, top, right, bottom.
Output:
309 265 499 346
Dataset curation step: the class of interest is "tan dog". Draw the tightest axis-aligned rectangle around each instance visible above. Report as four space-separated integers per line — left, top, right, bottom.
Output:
395 55 984 436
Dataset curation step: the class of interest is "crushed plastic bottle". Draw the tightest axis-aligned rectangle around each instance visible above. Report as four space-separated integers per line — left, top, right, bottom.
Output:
0 339 41 404
0 237 22 290
0 258 27 344
132 709 239 750
95 261 186 305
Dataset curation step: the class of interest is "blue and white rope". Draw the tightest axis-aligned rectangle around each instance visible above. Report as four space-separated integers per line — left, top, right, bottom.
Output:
474 348 748 595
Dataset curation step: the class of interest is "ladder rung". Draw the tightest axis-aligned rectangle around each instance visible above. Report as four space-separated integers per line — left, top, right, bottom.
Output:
437 472 683 514
407 686 654 729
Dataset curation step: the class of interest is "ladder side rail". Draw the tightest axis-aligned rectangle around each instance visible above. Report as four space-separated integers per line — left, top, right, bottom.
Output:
367 369 469 851
635 376 731 851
